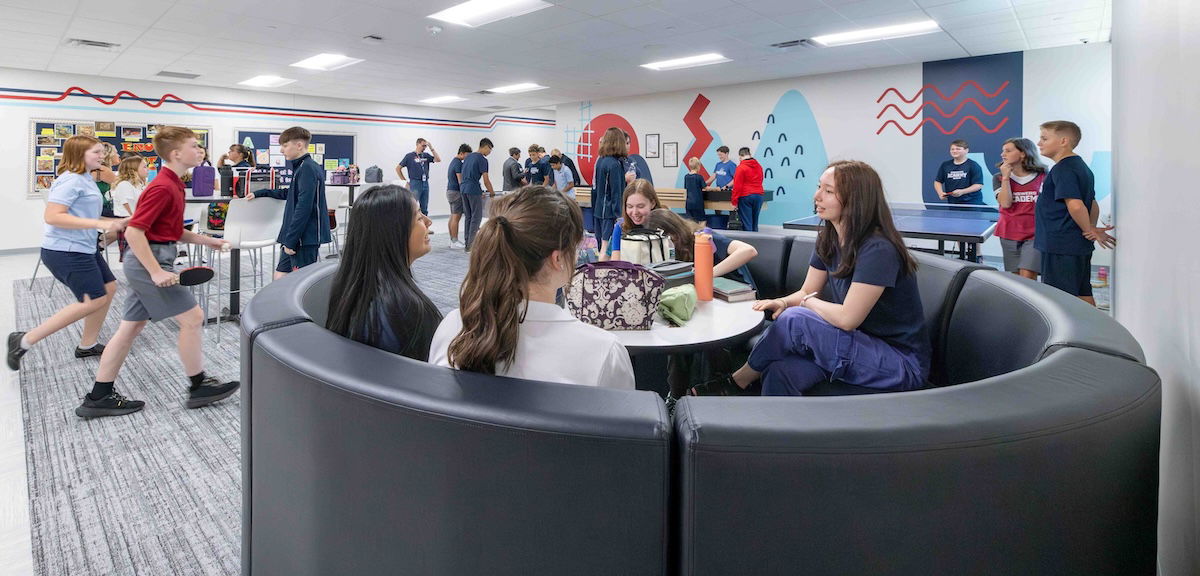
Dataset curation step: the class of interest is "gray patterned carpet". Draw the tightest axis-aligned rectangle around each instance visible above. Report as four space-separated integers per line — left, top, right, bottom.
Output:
16 233 470 575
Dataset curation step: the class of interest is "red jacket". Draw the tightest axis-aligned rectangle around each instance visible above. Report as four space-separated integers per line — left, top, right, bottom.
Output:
731 157 764 207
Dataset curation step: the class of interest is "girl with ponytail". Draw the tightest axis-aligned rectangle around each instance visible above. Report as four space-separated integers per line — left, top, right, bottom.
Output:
430 185 634 389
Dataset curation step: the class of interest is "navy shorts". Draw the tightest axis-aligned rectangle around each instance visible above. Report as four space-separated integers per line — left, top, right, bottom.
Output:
41 248 115 302
1041 252 1093 297
276 246 320 273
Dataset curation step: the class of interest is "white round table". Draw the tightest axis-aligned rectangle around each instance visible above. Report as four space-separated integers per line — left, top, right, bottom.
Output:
611 298 766 356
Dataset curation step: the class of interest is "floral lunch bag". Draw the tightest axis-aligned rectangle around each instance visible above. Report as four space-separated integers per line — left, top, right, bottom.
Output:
566 261 664 331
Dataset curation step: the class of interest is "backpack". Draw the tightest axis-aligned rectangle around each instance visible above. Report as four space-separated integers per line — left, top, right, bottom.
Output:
364 165 383 183
191 165 215 197
207 201 228 231
621 228 674 266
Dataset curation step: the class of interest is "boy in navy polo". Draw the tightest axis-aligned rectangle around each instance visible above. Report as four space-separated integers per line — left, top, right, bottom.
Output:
934 139 984 205
247 126 331 279
445 143 471 249
1035 120 1115 306
524 144 550 185
78 126 238 418
397 138 440 216
460 138 495 251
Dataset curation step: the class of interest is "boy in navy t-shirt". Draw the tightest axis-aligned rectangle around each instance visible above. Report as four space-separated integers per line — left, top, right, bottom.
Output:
684 157 706 222
460 138 495 251
444 143 471 249
1035 120 1115 306
934 139 984 205
396 138 440 216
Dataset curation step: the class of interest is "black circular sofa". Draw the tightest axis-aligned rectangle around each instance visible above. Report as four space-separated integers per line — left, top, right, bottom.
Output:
240 233 1160 576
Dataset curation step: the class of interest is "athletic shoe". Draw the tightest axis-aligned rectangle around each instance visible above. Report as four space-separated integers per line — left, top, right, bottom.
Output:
74 343 106 359
75 391 145 419
186 377 240 409
450 240 465 250
7 332 27 371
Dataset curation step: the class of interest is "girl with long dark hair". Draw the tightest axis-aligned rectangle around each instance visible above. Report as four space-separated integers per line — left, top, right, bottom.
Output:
993 137 1047 280
326 185 442 361
430 186 634 389
705 160 929 396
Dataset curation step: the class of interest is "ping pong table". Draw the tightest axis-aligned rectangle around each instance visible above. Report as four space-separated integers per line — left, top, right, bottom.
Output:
782 203 999 261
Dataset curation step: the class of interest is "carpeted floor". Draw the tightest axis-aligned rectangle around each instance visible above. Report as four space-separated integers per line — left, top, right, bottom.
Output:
16 235 471 575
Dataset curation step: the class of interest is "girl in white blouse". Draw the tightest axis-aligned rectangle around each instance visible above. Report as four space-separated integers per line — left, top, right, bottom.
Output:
430 185 635 389
111 155 147 217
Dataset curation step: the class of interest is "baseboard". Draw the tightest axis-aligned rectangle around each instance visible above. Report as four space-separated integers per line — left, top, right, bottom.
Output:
0 247 39 256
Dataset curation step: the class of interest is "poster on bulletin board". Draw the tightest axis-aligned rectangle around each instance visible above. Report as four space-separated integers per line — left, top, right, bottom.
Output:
28 119 210 199
235 129 356 188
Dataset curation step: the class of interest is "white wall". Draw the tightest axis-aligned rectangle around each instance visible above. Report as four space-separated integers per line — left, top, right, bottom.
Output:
1113 1 1200 574
555 44 1113 261
0 69 556 251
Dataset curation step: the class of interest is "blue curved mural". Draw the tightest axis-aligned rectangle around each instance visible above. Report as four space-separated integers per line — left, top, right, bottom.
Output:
755 90 828 226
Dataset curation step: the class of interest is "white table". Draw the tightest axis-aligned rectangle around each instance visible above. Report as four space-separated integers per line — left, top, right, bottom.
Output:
611 298 766 356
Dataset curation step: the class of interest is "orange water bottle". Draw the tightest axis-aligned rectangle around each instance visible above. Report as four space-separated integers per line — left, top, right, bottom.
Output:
694 232 713 301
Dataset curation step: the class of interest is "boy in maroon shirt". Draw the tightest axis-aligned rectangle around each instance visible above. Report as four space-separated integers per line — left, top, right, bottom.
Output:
77 127 239 419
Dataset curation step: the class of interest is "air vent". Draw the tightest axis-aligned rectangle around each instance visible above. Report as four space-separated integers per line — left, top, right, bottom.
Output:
475 90 495 95
769 39 817 49
66 38 121 51
156 71 201 80
362 34 384 45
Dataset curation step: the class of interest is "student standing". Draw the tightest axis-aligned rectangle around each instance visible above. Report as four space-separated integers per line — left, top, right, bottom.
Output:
599 179 662 261
396 138 440 216
524 144 550 185
502 147 525 193
993 138 1047 280
934 139 984 206
8 136 127 371
112 155 148 260
430 186 634 389
93 142 120 218
591 127 627 241
76 126 238 418
550 148 581 186
623 132 653 184
706 146 737 190
445 144 471 249
1035 121 1115 306
460 138 495 251
247 126 331 278
707 161 929 397
731 147 765 231
327 185 442 360
548 155 575 199
684 157 707 222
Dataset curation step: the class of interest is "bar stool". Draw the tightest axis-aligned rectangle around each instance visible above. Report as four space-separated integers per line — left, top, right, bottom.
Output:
204 198 284 342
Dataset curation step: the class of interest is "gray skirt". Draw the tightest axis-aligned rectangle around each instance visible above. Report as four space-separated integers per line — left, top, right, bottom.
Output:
122 242 197 322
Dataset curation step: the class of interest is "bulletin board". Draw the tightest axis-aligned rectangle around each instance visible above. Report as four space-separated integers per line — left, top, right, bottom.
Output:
28 119 210 199
235 129 356 187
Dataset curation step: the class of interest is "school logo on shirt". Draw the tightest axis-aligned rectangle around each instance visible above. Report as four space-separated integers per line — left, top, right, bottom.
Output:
1012 192 1038 203
947 169 968 181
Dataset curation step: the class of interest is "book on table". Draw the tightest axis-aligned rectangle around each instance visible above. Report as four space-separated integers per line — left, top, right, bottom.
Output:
713 277 756 302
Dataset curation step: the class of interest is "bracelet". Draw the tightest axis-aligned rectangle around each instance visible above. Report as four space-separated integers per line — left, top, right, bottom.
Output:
776 298 788 309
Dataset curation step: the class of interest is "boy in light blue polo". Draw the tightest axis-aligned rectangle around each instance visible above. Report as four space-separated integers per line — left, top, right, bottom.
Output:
397 138 441 216
549 155 575 199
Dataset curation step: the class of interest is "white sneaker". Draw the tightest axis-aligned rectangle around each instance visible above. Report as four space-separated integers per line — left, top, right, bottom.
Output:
450 240 465 249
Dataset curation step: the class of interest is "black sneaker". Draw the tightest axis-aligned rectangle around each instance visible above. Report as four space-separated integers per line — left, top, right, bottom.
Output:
74 343 106 359
688 374 744 397
7 332 28 371
75 391 145 419
186 378 240 409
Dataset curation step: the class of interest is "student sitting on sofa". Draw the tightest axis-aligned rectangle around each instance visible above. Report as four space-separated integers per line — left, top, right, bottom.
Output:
326 185 442 361
698 160 929 396
430 186 635 389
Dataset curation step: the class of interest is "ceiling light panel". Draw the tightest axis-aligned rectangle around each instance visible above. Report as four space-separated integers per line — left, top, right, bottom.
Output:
428 0 553 28
641 53 731 71
290 53 365 71
812 20 941 47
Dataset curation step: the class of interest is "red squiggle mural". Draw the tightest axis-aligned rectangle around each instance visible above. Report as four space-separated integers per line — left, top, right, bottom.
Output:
875 116 1009 136
876 98 1008 120
875 80 1009 104
681 94 713 181
0 85 554 129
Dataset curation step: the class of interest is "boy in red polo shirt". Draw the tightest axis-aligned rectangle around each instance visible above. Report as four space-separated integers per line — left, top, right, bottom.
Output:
77 126 239 419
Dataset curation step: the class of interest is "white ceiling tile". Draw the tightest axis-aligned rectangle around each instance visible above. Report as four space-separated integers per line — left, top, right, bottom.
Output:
0 48 53 71
0 0 78 16
553 0 655 17
827 0 925 20
922 0 1014 20
1013 0 1105 17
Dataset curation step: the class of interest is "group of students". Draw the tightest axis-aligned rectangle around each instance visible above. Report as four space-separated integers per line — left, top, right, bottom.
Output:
937 121 1115 305
7 125 336 418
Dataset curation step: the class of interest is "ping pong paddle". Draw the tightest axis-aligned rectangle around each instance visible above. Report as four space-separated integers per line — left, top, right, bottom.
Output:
178 266 215 286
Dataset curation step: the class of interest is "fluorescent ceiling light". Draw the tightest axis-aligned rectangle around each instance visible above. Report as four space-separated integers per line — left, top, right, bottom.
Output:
421 95 468 104
428 0 552 28
290 53 364 71
238 75 296 88
641 53 731 71
811 20 941 47
486 82 547 94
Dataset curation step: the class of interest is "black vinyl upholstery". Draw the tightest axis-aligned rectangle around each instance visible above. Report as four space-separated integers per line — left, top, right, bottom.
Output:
717 230 791 299
242 246 1159 576
241 264 672 576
